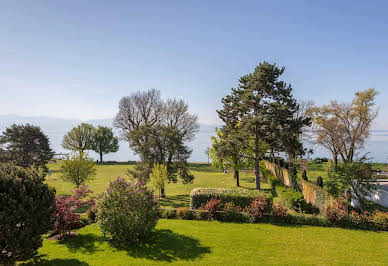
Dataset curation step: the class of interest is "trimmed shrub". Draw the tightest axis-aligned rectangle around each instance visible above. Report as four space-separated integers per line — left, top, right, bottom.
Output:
221 202 246 222
373 211 388 230
202 198 223 219
349 210 373 229
272 203 287 219
190 188 270 209
176 207 194 220
97 177 160 246
276 185 319 214
0 163 55 265
244 196 270 222
160 208 177 219
323 201 347 224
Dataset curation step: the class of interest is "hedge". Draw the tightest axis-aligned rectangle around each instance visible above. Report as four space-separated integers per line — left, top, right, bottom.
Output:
264 161 332 211
190 188 271 209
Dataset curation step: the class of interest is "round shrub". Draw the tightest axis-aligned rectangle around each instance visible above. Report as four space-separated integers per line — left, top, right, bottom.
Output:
97 177 159 246
0 163 55 265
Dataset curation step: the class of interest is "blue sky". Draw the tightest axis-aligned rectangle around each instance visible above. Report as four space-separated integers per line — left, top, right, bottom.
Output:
1 0 387 128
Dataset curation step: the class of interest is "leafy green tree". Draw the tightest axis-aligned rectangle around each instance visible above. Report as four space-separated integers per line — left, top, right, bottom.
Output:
326 158 377 209
91 126 119 162
150 163 168 197
0 124 54 172
60 151 97 187
62 123 95 151
0 163 55 265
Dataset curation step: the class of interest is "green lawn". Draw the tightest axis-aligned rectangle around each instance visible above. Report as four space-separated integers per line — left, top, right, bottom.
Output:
46 161 271 208
21 219 388 265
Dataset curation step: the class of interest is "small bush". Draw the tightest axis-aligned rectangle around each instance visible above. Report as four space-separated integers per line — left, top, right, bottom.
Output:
176 207 194 220
97 177 160 246
202 198 223 220
87 206 97 223
190 188 270 209
0 163 55 265
349 210 373 229
323 201 347 224
221 202 245 222
55 185 94 236
272 203 287 219
244 196 270 222
372 211 388 230
160 208 177 219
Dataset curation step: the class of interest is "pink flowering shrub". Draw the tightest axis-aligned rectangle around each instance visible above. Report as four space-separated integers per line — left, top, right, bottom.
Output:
55 185 94 236
97 177 160 246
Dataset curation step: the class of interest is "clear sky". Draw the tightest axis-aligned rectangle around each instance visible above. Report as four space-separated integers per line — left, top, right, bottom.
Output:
1 0 387 128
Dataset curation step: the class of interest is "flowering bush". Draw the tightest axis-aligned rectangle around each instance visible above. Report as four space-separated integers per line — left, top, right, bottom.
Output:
176 207 194 220
373 211 388 230
244 196 270 222
272 203 288 219
202 198 223 219
55 185 94 236
0 163 55 265
222 202 245 222
97 177 160 246
323 201 347 224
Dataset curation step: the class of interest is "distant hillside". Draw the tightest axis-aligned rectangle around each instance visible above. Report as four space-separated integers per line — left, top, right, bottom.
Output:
0 115 216 162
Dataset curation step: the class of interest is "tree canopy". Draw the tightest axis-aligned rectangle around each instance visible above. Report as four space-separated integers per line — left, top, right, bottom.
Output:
114 89 199 185
91 126 119 162
62 123 95 151
0 124 54 172
215 62 310 189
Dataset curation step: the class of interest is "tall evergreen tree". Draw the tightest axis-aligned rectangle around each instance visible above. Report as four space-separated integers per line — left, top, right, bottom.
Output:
220 62 309 189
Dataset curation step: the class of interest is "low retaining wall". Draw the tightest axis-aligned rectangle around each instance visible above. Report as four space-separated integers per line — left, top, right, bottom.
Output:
264 161 332 210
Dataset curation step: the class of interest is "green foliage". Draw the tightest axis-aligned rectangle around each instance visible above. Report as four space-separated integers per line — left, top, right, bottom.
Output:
176 207 195 220
0 124 54 172
91 126 119 162
150 163 168 197
60 151 97 187
275 185 319 214
326 159 377 208
190 188 270 209
62 123 95 151
0 163 55 265
97 177 160 246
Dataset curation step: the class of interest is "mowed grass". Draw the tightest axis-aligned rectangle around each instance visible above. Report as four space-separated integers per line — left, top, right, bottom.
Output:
21 219 388 265
46 161 270 208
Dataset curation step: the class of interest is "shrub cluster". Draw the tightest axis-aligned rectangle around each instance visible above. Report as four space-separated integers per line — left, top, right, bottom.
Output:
322 201 388 230
97 177 160 246
275 185 319 214
190 188 270 209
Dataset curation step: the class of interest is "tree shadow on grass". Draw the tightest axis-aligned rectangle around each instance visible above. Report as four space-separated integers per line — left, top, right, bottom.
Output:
116 229 211 262
21 255 89 266
159 194 190 208
58 233 105 254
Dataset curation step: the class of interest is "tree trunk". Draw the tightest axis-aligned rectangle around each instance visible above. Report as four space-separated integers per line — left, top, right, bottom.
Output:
333 153 338 167
161 187 165 198
254 127 261 190
234 169 240 187
100 152 103 163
